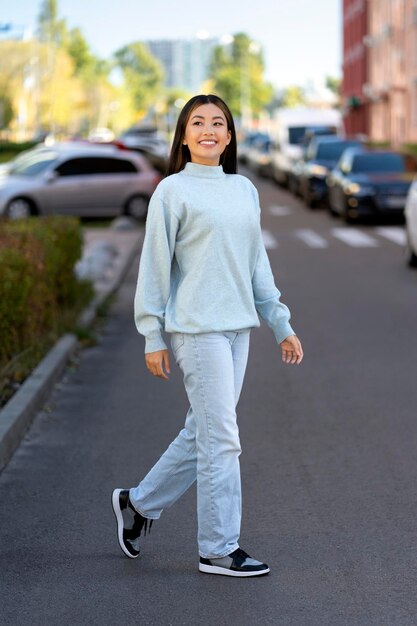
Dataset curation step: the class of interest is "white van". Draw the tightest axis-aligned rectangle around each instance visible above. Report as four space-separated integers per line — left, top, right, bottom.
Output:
270 108 343 185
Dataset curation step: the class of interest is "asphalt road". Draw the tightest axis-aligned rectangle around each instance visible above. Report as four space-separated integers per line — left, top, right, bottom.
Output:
1 170 417 626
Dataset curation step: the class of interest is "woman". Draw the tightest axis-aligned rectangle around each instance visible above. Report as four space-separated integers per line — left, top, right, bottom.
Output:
112 94 303 577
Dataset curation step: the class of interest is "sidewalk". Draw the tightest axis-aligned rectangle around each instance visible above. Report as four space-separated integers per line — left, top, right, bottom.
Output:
0 219 143 472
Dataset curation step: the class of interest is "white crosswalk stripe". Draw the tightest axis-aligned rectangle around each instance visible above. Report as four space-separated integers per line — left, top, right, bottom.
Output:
294 229 329 248
262 229 278 249
331 228 379 247
375 227 406 246
269 205 292 216
260 226 405 250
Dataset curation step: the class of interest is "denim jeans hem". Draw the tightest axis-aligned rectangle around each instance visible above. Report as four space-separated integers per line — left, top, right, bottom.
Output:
128 492 160 520
199 543 239 559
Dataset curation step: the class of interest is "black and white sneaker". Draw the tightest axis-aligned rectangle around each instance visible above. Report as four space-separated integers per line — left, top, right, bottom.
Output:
199 547 270 577
111 489 153 559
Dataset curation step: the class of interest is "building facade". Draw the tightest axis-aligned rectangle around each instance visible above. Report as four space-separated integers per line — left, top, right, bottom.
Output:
342 0 370 137
146 37 219 93
365 0 417 147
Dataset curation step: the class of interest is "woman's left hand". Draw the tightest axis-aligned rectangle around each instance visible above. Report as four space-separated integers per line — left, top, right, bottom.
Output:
280 335 303 365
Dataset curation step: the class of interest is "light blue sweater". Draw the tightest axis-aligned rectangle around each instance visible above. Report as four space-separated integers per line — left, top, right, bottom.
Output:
134 161 294 353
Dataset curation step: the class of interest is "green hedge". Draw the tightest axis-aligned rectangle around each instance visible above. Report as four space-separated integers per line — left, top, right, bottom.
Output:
0 141 39 164
0 141 38 155
0 217 93 405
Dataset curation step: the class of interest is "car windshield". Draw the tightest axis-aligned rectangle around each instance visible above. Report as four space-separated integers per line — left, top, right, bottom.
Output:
289 125 338 145
352 153 406 173
9 151 58 176
315 141 361 160
288 127 308 145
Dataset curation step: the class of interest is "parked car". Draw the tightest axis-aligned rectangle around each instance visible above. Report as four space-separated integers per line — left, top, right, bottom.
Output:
270 107 342 186
404 180 417 266
298 137 363 207
327 149 417 222
115 126 169 174
238 131 270 164
246 135 273 177
0 143 161 219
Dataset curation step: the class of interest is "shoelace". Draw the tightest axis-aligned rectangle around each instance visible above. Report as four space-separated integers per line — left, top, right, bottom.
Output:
231 547 250 565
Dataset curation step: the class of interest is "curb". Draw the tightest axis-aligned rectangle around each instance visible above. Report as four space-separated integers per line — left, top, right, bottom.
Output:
0 230 142 473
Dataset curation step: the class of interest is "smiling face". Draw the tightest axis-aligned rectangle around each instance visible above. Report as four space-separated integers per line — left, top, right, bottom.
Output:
183 103 232 166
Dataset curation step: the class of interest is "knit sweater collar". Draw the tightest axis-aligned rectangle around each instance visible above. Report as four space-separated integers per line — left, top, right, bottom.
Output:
182 162 225 178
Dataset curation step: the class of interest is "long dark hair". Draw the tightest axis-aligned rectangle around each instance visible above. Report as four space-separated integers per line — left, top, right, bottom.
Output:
167 94 237 175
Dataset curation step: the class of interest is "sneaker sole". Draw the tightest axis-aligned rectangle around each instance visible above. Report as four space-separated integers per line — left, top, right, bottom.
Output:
199 563 270 577
111 488 139 559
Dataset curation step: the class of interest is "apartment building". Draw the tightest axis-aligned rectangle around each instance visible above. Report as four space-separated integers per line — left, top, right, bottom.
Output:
365 0 417 147
146 36 219 93
342 0 370 136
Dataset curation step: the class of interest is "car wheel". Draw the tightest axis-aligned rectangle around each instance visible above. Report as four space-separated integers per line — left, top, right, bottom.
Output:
125 195 149 220
5 197 35 219
327 201 338 218
406 232 417 267
303 186 316 209
288 176 298 196
343 201 355 224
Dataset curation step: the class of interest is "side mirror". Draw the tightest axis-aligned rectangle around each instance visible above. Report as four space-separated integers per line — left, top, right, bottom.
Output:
45 170 59 183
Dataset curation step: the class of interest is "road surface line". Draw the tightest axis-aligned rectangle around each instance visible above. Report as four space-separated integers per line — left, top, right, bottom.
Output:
262 229 278 249
295 229 328 248
269 205 292 216
375 227 406 246
332 228 379 247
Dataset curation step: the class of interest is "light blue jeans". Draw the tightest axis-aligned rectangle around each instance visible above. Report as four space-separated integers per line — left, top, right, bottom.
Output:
130 329 250 558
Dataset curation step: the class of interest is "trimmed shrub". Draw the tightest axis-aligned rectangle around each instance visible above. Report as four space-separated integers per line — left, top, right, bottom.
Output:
0 217 93 403
0 141 38 155
2 216 83 306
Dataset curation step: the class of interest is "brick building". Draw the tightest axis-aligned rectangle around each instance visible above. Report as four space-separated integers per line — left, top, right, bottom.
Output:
342 0 369 137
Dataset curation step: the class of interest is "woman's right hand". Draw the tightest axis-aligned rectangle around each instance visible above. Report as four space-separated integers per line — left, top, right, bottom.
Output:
145 349 171 380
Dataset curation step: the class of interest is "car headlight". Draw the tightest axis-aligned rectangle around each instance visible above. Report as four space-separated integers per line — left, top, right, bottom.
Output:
309 164 328 177
345 183 374 196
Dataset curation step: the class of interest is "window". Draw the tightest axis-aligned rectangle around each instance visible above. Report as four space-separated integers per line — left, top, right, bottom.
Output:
56 156 138 177
352 153 406 173
315 141 363 160
9 151 58 177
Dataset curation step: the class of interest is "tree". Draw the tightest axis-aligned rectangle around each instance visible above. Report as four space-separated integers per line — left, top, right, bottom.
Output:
114 43 165 114
208 33 273 122
66 27 95 75
37 0 68 48
326 75 341 96
280 85 306 108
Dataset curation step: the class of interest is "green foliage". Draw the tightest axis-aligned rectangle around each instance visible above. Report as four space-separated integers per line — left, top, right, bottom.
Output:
0 141 38 155
0 217 93 404
402 143 417 156
37 0 68 47
66 27 95 75
208 33 273 119
280 86 306 108
326 75 341 96
114 42 165 113
0 95 13 130
3 217 84 306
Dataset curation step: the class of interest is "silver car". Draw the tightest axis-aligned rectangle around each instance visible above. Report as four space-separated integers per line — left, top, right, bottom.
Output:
0 143 162 219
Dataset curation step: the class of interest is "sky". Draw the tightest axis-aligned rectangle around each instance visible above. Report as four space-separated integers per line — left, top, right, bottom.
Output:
2 0 341 88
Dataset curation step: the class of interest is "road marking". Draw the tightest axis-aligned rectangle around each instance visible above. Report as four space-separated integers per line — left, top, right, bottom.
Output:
269 205 292 216
262 229 278 249
375 227 406 246
331 228 379 247
294 229 328 248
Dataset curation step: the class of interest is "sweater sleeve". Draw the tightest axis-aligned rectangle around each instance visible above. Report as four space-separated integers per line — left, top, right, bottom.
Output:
251 191 295 345
134 186 180 353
